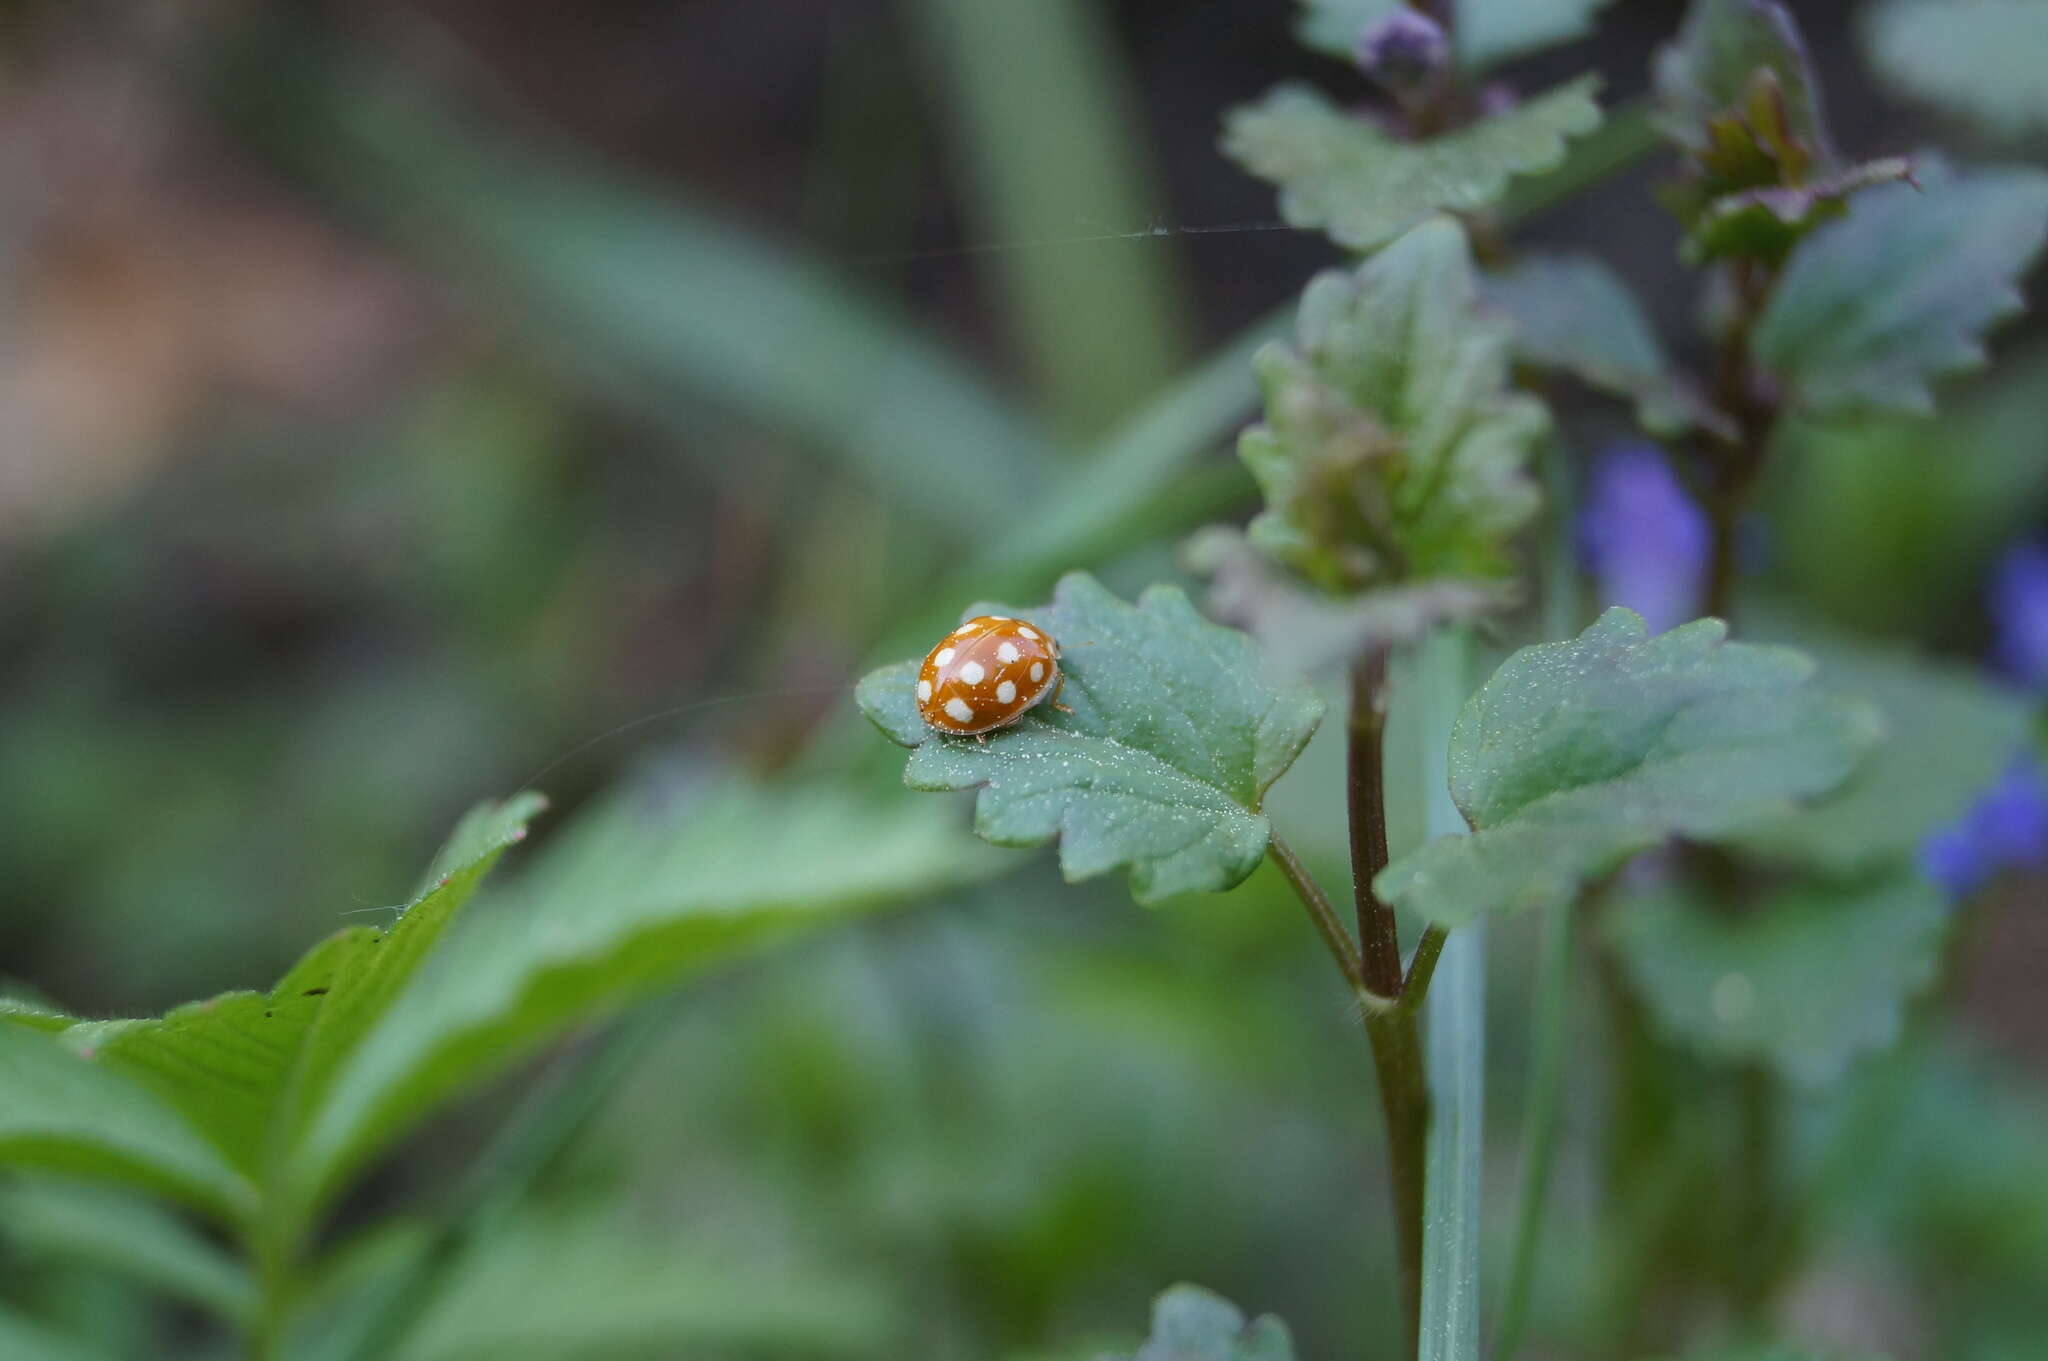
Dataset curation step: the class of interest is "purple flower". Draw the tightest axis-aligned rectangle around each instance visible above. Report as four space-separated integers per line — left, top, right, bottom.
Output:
1355 10 1450 99
1919 756 2048 899
1990 540 2048 689
1577 444 1712 632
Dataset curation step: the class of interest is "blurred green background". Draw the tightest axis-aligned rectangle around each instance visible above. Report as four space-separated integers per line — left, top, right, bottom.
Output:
3 3 2047 1358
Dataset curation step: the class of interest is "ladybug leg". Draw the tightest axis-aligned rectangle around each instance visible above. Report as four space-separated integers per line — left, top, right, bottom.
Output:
1049 673 1074 715
975 732 988 748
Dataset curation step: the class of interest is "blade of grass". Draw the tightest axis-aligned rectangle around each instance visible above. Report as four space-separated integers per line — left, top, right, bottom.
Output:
906 0 1191 435
1490 897 1570 1361
1418 627 1482 1361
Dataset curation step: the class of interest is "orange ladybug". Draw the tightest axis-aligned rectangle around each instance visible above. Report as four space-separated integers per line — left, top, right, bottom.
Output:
916 615 1064 737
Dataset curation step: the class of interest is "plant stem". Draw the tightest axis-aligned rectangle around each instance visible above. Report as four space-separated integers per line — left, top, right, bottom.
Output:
1364 1008 1430 1355
1267 831 1364 992
1349 651 1405 1000
1402 924 1449 1008
1491 897 1574 1361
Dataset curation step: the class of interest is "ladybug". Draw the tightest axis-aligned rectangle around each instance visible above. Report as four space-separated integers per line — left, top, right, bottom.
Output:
916 615 1065 738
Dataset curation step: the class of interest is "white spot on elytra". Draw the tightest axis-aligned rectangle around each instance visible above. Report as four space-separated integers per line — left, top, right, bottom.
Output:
1019 626 1041 641
988 615 1010 621
944 697 974 724
954 623 977 635
960 660 986 685
1030 662 1045 682
934 647 955 667
996 641 1020 663
916 680 932 703
997 680 1016 703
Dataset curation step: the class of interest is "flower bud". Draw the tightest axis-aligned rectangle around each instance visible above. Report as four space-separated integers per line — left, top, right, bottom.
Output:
1354 9 1451 100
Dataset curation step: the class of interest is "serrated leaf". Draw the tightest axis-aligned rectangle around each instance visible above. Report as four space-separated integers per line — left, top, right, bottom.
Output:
1297 0 1614 70
1729 614 2033 874
0 1026 252 1222
1237 217 1547 593
1221 76 1604 254
1375 608 1879 927
858 573 1323 904
1865 0 2048 138
1121 1284 1297 1361
1608 869 1948 1086
1482 253 1717 437
1186 525 1512 674
0 1178 255 1323
1655 0 1831 159
53 795 544 1182
1752 167 2048 416
1681 157 1916 265
290 776 1002 1215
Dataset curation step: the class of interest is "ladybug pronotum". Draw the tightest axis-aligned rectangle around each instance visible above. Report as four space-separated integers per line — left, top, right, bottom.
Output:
915 615 1063 737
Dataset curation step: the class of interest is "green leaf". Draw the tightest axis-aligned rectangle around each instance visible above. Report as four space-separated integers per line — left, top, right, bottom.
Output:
1237 217 1547 593
1221 76 1604 254
1729 615 2032 874
1654 0 1831 159
1122 1284 1297 1361
0 1306 120 1361
393 1208 896 1361
1482 253 1718 438
0 1178 255 1323
1679 157 1916 266
1865 0 2048 138
1753 166 2048 415
1375 608 1880 927
0 1026 252 1222
290 776 1002 1215
54 795 544 1182
1607 869 1948 1086
0 998 76 1033
1298 0 1615 70
858 572 1324 904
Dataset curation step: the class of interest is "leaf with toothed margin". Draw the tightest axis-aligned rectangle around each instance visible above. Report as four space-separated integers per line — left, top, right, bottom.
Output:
1374 608 1881 927
1221 76 1604 254
1119 1283 1299 1361
48 794 545 1185
857 572 1325 904
1607 867 1949 1087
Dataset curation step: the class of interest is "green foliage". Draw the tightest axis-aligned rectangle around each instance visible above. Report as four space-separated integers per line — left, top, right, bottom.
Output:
1119 1284 1297 1361
1753 167 2048 416
1482 253 1714 437
1679 156 1916 267
1221 77 1604 254
1655 0 1830 158
1865 0 2048 138
1236 217 1546 599
56 796 543 1183
1376 609 1880 927
0 1025 252 1222
289 776 1002 1213
1607 869 1947 1086
0 1179 255 1324
1730 617 2032 874
1297 0 1615 71
0 1306 117 1361
859 573 1324 903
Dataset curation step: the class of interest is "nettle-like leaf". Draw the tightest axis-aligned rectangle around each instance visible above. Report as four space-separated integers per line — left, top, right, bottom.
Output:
858 572 1324 904
1119 1284 1298 1361
1482 253 1719 438
1655 0 1831 159
1607 868 1948 1087
1865 0 2048 139
1730 616 2032 875
1680 156 1916 266
1238 216 1545 594
54 794 545 1183
289 776 1002 1214
1298 0 1614 71
1375 609 1879 927
1221 77 1604 254
1753 166 2048 416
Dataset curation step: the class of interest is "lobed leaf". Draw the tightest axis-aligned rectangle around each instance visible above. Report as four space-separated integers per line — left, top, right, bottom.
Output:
1654 0 1831 159
289 777 1003 1215
1752 166 2048 416
1482 253 1717 438
1607 869 1949 1086
1120 1284 1298 1361
1297 0 1615 71
0 1025 253 1223
1375 608 1880 927
860 573 1324 903
1221 76 1604 254
1236 217 1547 594
1864 0 2048 139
